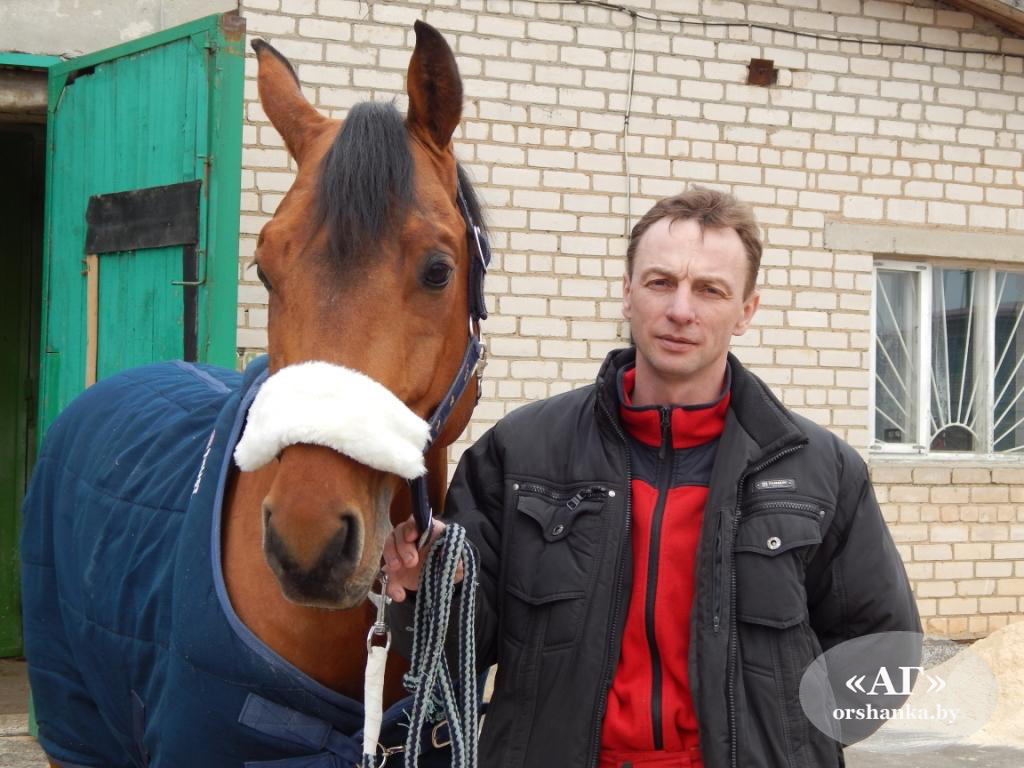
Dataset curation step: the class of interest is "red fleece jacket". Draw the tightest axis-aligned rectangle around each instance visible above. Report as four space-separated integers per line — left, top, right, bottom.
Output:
599 366 730 766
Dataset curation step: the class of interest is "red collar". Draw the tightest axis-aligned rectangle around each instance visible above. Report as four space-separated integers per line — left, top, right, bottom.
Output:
617 365 731 449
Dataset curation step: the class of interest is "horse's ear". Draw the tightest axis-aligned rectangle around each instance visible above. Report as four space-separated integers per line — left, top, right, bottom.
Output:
406 21 463 151
252 39 328 164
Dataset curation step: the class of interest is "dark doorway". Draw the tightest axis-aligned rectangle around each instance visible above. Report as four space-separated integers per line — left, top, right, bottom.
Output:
0 121 45 656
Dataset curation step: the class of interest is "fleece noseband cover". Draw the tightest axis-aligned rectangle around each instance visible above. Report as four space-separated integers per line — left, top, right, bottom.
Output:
233 361 430 479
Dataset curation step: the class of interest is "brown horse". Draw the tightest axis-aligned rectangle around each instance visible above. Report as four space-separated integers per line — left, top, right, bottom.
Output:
24 21 485 767
222 22 482 708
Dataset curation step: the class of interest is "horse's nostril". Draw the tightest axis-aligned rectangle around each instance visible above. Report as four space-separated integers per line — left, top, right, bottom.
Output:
338 512 361 565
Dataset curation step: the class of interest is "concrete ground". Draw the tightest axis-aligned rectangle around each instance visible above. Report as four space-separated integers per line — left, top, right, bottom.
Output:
1 658 1021 767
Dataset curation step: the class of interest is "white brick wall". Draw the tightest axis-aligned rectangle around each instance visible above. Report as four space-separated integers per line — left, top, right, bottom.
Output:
236 0 1024 638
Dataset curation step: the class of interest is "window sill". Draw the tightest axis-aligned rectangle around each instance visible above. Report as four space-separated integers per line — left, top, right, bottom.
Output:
868 450 1024 465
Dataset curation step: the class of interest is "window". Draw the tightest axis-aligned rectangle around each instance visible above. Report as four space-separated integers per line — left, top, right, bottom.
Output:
872 261 1024 455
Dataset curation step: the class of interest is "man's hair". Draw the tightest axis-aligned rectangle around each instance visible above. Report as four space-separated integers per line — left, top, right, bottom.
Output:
625 187 762 296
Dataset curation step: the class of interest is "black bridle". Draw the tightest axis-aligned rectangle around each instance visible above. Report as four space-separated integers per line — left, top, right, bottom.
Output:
408 181 491 537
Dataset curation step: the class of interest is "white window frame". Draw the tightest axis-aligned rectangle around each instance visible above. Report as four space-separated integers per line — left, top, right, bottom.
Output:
870 259 1021 461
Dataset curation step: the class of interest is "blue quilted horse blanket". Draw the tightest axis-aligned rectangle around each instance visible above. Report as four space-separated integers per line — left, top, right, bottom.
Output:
21 357 447 768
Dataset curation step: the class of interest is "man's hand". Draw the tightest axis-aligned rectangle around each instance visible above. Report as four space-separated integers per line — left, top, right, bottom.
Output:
382 517 450 602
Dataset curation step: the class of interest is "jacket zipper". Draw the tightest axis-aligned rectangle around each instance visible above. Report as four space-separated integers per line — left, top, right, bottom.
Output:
517 482 609 506
745 500 824 520
727 443 806 768
645 407 672 748
712 523 723 633
588 395 633 768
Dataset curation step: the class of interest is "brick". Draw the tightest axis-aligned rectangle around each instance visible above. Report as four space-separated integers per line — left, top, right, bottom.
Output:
929 528 966 544
952 468 991 483
959 579 997 597
930 486 970 504
992 468 1024 484
843 196 884 219
298 18 350 40
935 561 974 579
237 328 268 348
245 12 296 36
938 597 978 615
890 486 930 503
997 579 1024 596
499 297 547 316
918 581 956 598
511 361 559 379
980 597 1017 614
927 202 967 226
703 103 747 123
913 467 952 484
489 337 538 357
786 311 829 328
985 149 1023 167
970 206 1007 229
972 487 1011 503
993 543 1024 559
970 525 1010 542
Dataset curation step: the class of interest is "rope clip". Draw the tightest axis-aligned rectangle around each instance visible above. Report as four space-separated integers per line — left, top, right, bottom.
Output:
366 572 392 652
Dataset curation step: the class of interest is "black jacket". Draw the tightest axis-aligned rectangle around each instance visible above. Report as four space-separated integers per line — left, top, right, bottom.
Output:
400 348 920 768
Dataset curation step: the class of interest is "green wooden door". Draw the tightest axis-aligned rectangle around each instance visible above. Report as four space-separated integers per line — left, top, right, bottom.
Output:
38 12 244 436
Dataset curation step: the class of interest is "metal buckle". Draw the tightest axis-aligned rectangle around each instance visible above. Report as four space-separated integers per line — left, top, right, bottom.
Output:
474 341 488 377
374 743 405 767
431 719 452 748
474 342 487 405
365 573 392 652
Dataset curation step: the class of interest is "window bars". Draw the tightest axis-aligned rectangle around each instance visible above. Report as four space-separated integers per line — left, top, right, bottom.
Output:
872 261 1024 456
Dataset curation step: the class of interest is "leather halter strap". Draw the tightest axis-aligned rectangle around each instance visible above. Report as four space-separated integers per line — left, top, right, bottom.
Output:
408 181 491 536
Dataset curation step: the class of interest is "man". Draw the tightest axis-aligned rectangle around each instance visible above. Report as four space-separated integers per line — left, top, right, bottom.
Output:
385 187 920 768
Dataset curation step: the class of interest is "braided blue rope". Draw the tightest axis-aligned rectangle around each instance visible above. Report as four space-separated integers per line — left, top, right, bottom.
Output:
402 523 479 768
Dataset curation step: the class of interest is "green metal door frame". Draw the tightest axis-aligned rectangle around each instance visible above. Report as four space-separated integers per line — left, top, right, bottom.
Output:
39 12 243 436
0 54 60 68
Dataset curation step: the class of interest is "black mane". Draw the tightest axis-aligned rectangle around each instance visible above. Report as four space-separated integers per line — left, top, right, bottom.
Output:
316 101 487 268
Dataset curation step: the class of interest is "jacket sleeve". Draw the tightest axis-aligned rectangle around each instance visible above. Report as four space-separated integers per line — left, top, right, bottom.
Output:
390 425 506 673
443 425 506 670
808 453 922 652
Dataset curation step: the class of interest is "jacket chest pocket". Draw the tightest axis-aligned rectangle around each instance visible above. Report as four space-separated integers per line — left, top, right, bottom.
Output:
734 503 824 629
502 482 612 649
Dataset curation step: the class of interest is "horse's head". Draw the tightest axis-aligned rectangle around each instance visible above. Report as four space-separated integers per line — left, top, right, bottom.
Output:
246 22 482 609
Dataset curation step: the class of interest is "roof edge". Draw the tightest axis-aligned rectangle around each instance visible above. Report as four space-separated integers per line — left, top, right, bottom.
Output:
945 0 1024 38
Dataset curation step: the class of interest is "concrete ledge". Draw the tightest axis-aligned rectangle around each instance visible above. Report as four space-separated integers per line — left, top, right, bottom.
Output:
0 714 28 737
825 221 1024 264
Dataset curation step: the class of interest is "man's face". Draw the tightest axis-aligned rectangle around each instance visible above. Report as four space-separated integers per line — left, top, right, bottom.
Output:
623 217 759 402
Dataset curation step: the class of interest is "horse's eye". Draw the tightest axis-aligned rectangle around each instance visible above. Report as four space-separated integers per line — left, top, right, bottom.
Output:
256 264 272 292
422 260 453 289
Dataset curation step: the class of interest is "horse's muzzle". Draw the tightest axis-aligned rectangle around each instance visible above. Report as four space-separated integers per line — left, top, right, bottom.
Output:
262 505 365 607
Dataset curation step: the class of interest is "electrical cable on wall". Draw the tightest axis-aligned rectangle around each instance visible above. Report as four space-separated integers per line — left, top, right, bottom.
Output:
623 9 637 240
561 0 1024 61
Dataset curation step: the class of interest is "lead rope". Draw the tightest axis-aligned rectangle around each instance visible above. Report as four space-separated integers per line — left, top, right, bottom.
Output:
402 523 479 768
359 527 478 768
363 575 392 768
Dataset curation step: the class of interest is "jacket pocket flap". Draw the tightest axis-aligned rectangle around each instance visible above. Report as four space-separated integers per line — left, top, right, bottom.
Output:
517 494 606 543
734 512 822 557
505 584 586 606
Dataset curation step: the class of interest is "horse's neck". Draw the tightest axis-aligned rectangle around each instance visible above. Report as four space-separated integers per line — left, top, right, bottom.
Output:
221 463 411 705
